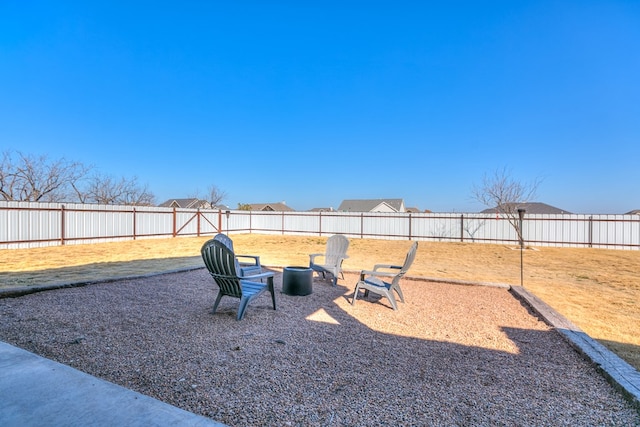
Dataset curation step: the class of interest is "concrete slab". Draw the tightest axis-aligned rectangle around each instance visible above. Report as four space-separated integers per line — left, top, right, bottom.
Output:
0 341 225 427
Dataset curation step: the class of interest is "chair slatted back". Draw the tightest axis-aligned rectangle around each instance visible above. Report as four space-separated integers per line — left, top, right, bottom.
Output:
213 233 242 272
201 239 242 299
325 234 350 265
392 241 418 286
213 233 234 251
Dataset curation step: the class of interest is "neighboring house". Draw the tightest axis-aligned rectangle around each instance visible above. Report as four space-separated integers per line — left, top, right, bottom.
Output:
248 202 295 211
626 209 640 215
481 202 572 215
337 198 406 213
159 198 212 209
405 207 421 213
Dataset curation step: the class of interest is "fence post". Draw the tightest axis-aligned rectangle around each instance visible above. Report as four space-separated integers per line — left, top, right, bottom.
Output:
460 214 464 242
197 208 201 236
589 215 593 248
133 207 137 240
172 208 177 237
360 213 364 239
319 211 322 236
60 204 66 245
408 213 412 240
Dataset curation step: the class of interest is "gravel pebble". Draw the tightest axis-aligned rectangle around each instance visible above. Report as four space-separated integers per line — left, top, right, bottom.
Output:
0 268 638 426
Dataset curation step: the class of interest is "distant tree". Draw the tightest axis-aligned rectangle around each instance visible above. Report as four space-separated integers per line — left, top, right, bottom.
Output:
237 203 252 210
0 150 90 202
74 173 155 206
206 185 227 207
471 167 542 244
0 150 156 206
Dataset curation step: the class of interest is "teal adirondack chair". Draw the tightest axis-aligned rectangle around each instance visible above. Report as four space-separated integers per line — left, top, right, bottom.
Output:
201 238 276 320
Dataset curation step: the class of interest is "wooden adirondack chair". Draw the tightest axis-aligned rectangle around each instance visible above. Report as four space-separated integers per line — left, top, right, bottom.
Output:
201 238 276 320
309 234 350 286
213 233 263 277
351 241 418 310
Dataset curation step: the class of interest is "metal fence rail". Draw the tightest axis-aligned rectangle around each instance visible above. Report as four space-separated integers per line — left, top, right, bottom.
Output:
1 201 639 250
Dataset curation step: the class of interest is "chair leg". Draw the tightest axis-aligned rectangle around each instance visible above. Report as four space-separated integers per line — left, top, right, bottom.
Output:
212 292 223 314
395 286 405 303
352 282 362 305
385 291 398 311
237 297 251 321
268 277 276 310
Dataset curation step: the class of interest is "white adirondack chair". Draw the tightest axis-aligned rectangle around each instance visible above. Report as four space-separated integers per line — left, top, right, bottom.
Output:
351 241 418 310
309 234 350 286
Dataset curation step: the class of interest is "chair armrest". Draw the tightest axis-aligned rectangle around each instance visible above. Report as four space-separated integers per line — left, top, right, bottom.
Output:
309 253 324 263
372 264 401 271
360 269 399 279
236 254 260 265
240 271 274 281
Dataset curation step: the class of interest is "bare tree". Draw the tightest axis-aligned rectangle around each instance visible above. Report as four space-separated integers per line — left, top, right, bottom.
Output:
120 180 155 206
76 173 155 206
0 152 16 201
471 167 542 243
205 185 227 208
0 151 90 202
187 185 227 209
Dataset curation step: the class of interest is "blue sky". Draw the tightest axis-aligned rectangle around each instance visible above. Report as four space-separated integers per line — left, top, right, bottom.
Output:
1 1 639 213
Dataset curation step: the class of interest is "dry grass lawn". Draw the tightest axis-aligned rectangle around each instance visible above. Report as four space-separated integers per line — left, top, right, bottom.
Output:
1 234 639 372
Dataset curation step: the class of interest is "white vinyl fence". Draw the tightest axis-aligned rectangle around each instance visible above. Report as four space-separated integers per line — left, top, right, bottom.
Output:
1 201 639 250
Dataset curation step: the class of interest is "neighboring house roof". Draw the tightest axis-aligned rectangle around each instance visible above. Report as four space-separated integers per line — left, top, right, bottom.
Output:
248 202 295 212
405 207 421 213
159 198 212 209
338 199 405 213
626 209 640 215
481 202 572 215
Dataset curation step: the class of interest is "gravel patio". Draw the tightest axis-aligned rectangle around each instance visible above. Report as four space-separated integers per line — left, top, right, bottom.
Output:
0 268 638 426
